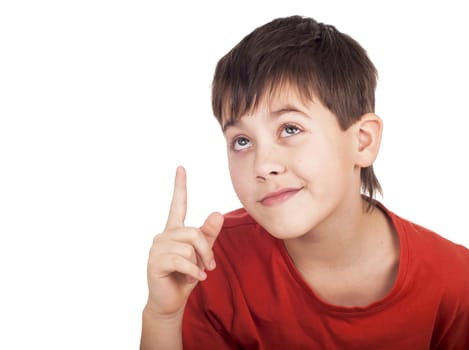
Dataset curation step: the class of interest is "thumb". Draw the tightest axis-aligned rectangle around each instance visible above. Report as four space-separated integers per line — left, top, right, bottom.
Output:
200 212 224 248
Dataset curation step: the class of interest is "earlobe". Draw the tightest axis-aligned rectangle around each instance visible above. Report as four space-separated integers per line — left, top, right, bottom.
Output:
355 113 383 167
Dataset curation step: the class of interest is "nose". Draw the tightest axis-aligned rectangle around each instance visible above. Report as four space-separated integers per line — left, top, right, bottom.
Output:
254 145 286 181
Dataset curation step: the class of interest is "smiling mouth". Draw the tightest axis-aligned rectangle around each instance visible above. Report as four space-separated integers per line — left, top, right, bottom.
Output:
259 188 302 207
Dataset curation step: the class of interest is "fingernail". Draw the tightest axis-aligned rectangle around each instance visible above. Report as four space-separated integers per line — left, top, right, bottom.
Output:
199 271 207 280
208 260 216 271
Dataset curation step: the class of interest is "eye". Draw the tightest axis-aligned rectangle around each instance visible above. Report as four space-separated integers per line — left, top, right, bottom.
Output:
232 136 252 151
280 124 301 137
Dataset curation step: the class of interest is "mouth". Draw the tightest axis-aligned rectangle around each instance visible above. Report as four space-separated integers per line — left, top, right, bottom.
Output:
259 187 302 207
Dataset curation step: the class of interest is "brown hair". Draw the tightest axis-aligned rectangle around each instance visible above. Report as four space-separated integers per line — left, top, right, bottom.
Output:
212 15 382 204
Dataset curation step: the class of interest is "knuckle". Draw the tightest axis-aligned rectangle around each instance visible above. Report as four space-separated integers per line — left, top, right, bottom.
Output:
150 236 167 253
152 232 167 245
171 255 186 270
195 232 211 254
184 227 198 240
180 244 195 260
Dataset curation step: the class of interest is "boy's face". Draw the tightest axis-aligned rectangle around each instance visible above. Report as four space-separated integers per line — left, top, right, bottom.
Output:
223 87 362 239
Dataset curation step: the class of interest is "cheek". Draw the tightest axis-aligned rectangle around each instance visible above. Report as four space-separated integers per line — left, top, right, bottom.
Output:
292 140 352 187
291 144 326 177
228 157 250 196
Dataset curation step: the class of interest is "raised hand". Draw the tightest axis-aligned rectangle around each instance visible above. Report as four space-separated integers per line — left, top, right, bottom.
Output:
145 166 224 318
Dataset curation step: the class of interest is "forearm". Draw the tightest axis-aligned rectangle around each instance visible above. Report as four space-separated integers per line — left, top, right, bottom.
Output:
140 305 183 350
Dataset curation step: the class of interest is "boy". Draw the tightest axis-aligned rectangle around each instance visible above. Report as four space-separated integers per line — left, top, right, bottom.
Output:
140 16 469 349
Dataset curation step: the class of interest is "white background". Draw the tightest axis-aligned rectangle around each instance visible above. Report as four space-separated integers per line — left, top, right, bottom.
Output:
1 1 468 348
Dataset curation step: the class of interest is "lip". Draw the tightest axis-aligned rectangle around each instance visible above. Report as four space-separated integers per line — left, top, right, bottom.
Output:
259 187 302 207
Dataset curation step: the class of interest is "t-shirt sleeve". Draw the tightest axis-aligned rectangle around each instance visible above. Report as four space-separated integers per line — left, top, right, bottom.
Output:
434 246 469 349
182 286 237 349
182 259 238 350
434 308 469 349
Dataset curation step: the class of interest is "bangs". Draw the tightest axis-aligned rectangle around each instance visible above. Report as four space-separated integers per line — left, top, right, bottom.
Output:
210 15 381 205
215 58 320 131
211 16 377 132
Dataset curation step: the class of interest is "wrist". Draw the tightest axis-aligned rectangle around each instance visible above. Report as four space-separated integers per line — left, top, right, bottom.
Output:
143 301 185 324
141 304 184 350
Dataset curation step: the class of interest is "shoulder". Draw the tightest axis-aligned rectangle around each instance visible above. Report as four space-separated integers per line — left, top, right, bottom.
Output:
222 207 256 228
199 208 280 291
216 207 274 248
382 203 469 303
385 205 469 267
186 208 276 324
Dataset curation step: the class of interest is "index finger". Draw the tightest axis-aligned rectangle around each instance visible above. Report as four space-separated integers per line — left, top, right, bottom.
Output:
165 166 187 230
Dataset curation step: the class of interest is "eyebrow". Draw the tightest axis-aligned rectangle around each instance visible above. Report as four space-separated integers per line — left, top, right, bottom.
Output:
222 119 237 133
271 105 306 116
222 104 308 132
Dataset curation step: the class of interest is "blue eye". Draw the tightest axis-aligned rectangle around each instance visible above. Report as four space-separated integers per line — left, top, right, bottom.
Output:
232 136 252 151
280 124 301 137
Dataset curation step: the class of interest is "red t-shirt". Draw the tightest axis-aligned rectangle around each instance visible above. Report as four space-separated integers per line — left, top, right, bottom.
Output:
183 205 469 349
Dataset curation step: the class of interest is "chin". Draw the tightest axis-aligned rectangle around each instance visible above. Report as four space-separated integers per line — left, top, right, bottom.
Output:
241 194 334 239
252 210 317 240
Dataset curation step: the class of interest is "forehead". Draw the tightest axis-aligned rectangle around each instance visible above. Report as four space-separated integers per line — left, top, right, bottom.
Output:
221 82 315 131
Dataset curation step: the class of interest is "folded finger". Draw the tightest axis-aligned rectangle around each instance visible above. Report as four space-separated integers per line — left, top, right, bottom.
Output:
156 254 207 282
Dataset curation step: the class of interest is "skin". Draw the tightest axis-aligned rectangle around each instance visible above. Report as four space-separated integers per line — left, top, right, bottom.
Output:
224 89 363 241
140 87 399 348
224 88 399 306
140 167 224 350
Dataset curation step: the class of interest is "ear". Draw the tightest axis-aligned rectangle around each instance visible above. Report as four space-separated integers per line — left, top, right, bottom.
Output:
354 113 383 167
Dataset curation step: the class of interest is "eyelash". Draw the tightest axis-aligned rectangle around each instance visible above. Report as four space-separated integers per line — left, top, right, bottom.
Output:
280 124 301 137
232 136 251 151
231 123 303 151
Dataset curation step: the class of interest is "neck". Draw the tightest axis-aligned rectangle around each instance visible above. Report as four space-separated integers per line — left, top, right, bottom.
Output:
283 196 388 269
